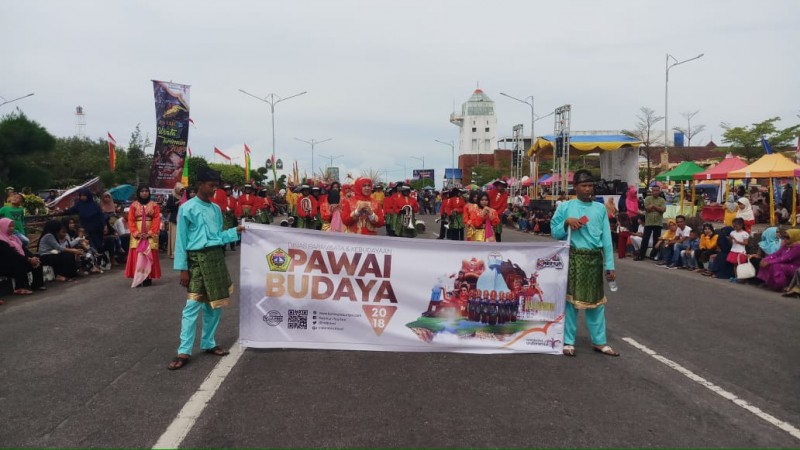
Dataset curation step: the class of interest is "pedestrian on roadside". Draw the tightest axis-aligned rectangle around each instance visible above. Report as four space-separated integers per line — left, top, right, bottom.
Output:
550 169 619 357
0 193 30 247
634 185 666 261
168 168 244 370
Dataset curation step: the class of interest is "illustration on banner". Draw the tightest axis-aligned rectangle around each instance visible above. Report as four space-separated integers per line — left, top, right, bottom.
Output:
406 251 563 344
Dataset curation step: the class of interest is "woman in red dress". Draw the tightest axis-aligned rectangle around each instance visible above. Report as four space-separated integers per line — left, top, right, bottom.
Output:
125 185 162 287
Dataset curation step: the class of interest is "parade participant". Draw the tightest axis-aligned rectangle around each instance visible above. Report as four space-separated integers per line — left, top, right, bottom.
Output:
447 187 465 241
341 177 385 235
168 167 244 370
489 179 509 242
255 186 273 224
383 184 398 236
211 184 228 212
0 193 29 247
468 192 500 242
463 191 480 241
237 184 258 220
322 181 344 232
372 183 385 208
310 186 324 230
125 185 162 287
437 189 450 240
222 185 241 250
296 185 319 230
550 169 618 357
394 185 420 238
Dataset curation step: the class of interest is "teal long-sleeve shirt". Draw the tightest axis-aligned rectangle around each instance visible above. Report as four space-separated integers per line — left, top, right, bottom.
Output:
550 199 615 271
174 197 240 271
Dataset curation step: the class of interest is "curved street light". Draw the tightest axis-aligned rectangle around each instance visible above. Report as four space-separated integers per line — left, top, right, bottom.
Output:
239 88 307 189
295 137 332 179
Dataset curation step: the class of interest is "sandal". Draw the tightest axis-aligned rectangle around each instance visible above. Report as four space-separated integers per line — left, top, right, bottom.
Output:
593 345 620 357
204 346 229 356
562 345 576 357
167 355 190 370
14 289 33 295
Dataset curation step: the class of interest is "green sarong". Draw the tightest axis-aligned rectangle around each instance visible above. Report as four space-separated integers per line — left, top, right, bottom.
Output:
223 211 237 230
393 211 417 238
567 247 606 310
449 212 464 230
187 246 233 309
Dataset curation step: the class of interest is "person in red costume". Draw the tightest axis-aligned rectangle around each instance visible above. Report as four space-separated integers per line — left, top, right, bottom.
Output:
221 185 241 250
467 192 500 242
394 185 420 238
296 185 319 230
341 177 385 235
489 179 510 242
237 184 258 219
212 186 228 212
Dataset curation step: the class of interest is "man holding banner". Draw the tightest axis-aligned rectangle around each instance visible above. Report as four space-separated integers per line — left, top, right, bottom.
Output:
550 169 619 357
168 167 244 371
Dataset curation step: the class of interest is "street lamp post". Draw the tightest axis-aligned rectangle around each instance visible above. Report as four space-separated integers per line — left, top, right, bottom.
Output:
0 93 35 108
500 92 537 197
410 155 425 168
318 153 344 169
239 88 307 189
435 139 455 188
664 53 703 164
396 162 408 181
295 137 332 181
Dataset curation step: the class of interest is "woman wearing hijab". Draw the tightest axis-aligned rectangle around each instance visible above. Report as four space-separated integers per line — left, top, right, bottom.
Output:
625 186 639 219
0 218 44 300
707 226 735 279
755 228 800 291
735 197 756 233
99 191 117 219
63 188 105 252
125 185 162 287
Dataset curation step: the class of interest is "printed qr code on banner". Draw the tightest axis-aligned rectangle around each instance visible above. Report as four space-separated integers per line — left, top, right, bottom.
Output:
288 309 308 330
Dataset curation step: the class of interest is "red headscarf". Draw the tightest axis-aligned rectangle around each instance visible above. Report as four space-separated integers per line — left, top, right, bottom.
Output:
0 218 25 256
626 186 639 216
353 178 373 201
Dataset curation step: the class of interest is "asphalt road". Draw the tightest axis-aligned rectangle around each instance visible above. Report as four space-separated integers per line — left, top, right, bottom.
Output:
1 214 799 448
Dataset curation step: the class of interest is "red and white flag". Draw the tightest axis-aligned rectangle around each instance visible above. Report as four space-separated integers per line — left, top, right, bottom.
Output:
214 147 231 161
244 143 252 156
187 146 192 157
107 132 117 171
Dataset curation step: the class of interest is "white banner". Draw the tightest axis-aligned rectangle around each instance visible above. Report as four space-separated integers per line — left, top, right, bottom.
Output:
239 225 568 354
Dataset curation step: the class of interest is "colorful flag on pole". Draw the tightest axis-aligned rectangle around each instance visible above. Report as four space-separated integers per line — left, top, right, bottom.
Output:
107 132 117 171
188 146 192 157
214 147 232 161
244 144 252 183
189 118 196 127
761 135 774 154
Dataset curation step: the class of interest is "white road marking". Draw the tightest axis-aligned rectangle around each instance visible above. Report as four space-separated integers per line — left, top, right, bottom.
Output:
153 344 246 449
622 337 800 441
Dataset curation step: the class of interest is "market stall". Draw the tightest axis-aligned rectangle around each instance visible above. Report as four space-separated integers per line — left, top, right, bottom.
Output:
654 161 706 216
728 153 800 226
692 155 748 222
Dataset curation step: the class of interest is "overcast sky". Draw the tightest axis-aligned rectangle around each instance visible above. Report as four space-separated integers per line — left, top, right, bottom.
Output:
3 0 799 184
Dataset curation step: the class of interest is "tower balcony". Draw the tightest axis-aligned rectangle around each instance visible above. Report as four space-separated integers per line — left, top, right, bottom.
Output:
450 113 464 127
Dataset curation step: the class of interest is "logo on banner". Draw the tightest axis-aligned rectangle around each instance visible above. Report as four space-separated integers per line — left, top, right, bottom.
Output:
263 310 283 326
535 253 564 270
267 248 291 272
362 305 397 336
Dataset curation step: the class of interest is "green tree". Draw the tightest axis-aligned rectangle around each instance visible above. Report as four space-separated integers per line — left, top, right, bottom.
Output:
35 136 110 187
470 164 504 187
623 106 664 187
0 109 56 190
720 117 800 162
410 178 434 191
186 156 209 186
123 124 153 185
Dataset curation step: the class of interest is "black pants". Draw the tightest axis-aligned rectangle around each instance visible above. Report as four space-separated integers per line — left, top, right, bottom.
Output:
448 227 464 241
437 218 446 239
639 225 662 259
40 253 78 278
0 262 43 290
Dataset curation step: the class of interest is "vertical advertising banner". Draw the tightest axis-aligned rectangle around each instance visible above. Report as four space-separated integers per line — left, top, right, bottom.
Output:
150 80 191 195
239 226 568 354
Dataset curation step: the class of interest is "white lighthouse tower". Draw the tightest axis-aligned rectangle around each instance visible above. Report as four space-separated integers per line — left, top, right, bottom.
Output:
449 88 498 157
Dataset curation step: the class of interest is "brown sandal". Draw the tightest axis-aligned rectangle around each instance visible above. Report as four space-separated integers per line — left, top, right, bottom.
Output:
204 346 229 356
167 355 189 370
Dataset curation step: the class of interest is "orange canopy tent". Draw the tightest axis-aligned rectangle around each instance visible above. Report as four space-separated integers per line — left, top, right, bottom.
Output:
728 153 800 225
